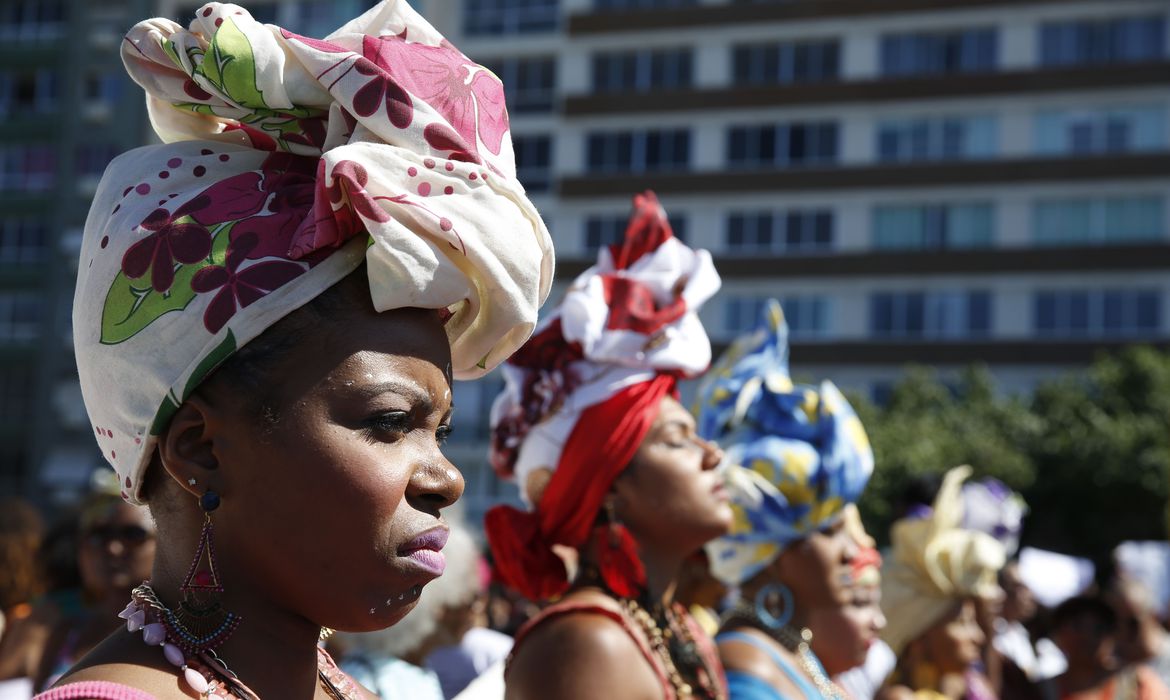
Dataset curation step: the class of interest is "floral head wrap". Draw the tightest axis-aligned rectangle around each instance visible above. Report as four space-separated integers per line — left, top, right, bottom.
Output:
73 1 554 504
881 466 1007 656
484 192 720 601
961 477 1028 558
696 300 874 586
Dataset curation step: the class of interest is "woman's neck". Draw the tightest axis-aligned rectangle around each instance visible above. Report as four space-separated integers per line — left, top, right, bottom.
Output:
149 543 324 699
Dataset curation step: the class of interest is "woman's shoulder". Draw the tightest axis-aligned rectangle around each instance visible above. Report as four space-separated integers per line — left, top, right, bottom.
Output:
47 632 185 700
505 590 663 700
716 627 801 699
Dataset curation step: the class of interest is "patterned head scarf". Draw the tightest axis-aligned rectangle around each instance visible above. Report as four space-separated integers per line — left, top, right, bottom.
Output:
485 192 720 601
881 466 1007 656
73 1 554 503
696 300 874 586
961 478 1028 558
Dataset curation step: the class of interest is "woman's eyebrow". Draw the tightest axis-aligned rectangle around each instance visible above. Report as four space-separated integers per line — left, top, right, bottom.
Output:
350 379 431 406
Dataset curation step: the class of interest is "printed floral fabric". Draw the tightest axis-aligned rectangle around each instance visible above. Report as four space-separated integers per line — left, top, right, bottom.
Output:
881 466 1007 656
73 0 553 504
488 191 720 504
696 299 874 586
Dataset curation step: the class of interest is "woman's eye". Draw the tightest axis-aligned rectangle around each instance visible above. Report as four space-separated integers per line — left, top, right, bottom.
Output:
370 411 410 433
436 424 453 445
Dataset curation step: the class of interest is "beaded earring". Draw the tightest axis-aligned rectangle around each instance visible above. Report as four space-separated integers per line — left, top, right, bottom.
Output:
159 489 241 654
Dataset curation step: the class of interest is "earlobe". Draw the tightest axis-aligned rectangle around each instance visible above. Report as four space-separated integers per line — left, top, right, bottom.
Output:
157 396 221 500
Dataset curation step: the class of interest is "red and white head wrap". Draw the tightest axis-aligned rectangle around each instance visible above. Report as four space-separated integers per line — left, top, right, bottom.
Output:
485 192 720 601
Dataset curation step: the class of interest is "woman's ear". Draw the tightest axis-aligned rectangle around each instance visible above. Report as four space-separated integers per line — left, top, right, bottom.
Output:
157 395 221 501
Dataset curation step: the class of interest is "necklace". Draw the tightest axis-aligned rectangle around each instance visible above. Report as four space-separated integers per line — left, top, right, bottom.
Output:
622 598 726 700
722 607 845 700
123 584 360 700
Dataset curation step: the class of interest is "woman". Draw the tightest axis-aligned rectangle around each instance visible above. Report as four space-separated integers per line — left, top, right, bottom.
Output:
35 482 158 691
0 498 46 698
694 299 876 700
40 1 553 698
485 192 731 700
879 467 1007 700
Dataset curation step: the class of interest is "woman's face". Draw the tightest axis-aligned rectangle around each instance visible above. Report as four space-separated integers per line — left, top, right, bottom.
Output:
78 499 156 602
778 517 859 610
810 584 885 677
920 598 985 673
203 306 462 633
612 395 732 556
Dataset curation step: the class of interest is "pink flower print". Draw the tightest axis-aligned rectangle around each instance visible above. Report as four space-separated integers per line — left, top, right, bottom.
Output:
190 232 306 334
186 172 269 226
288 159 397 258
351 57 413 128
361 35 509 159
121 207 213 293
282 117 328 151
228 154 318 260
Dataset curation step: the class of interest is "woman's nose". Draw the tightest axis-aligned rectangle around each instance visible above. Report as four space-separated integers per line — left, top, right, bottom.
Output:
699 438 723 471
407 455 465 514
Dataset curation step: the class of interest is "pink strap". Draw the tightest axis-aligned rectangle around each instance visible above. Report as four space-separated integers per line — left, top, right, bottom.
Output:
508 598 675 699
34 681 157 700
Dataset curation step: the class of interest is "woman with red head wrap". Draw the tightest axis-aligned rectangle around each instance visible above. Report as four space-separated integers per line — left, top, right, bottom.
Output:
485 192 732 700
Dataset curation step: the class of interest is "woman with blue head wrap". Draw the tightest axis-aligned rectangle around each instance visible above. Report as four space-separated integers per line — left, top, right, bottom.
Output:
696 300 876 700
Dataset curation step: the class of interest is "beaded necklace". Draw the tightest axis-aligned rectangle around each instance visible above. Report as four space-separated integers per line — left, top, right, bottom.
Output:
721 607 845 700
122 584 361 700
622 597 726 700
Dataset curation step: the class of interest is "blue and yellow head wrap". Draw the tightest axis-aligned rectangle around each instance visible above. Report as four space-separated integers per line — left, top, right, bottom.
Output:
696 299 874 586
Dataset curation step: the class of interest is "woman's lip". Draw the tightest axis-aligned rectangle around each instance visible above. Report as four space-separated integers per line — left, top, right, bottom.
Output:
400 548 446 577
711 483 730 502
398 526 449 555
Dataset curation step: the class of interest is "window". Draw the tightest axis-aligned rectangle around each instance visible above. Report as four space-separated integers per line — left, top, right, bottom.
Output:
76 144 121 178
724 295 830 338
465 0 558 36
83 71 125 111
0 369 33 421
0 218 48 265
873 203 994 249
1040 15 1166 67
592 48 692 93
584 212 687 254
0 293 41 342
586 129 690 174
0 0 65 41
1033 196 1164 246
0 145 56 192
727 122 838 169
870 291 992 338
881 29 997 77
595 0 698 10
1035 289 1160 337
1034 105 1165 156
482 57 555 113
513 134 552 193
876 116 996 162
731 39 840 85
0 69 59 117
725 209 833 253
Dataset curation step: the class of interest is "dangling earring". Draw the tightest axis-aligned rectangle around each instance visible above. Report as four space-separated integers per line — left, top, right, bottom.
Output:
754 582 794 630
595 499 646 599
605 500 621 547
160 489 242 654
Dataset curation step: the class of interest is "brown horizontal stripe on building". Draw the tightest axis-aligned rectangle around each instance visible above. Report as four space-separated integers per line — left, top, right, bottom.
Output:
713 340 1170 365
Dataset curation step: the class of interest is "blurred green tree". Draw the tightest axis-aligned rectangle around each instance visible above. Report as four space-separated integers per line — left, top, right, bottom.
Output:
853 348 1169 561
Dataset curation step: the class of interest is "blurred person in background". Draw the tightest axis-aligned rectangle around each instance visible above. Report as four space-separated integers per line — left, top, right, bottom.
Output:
0 499 46 699
335 522 500 699
486 192 730 700
879 466 1007 700
696 299 876 700
33 475 157 691
1042 595 1169 700
1110 577 1170 691
996 561 1066 694
836 505 895 700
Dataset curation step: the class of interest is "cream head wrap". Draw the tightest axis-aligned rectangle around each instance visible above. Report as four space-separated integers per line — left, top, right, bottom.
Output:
880 466 1007 656
73 1 554 503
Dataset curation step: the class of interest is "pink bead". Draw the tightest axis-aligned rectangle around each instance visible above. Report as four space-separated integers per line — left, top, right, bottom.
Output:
163 643 185 667
143 622 166 646
117 602 138 620
184 667 210 694
126 610 146 632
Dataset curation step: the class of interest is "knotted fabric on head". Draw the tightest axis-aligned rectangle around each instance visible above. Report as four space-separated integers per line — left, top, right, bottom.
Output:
961 477 1028 559
695 300 874 586
73 0 553 504
880 466 1007 656
484 191 720 601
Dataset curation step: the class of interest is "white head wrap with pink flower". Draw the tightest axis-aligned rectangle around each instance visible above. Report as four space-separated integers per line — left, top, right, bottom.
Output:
72 0 554 504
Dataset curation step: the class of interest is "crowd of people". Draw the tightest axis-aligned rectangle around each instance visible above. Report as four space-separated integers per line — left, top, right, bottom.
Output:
0 1 1166 699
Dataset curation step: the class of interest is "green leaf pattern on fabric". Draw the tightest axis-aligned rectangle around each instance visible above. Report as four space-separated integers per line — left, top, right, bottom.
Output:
195 16 268 109
100 222 233 345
